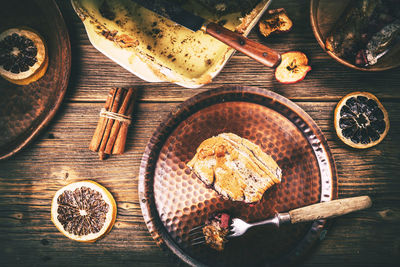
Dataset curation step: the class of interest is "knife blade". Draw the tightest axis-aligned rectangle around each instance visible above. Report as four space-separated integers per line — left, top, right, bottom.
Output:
132 0 281 68
132 0 205 32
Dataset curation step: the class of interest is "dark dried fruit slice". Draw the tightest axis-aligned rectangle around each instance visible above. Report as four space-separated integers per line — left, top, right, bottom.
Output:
334 92 389 149
51 180 117 242
0 27 48 85
275 51 311 84
259 8 293 38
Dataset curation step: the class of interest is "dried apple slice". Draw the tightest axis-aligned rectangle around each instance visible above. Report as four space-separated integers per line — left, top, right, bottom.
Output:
275 51 311 84
259 8 293 38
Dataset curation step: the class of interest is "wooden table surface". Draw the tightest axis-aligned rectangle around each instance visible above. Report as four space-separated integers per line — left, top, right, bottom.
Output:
1 1 399 266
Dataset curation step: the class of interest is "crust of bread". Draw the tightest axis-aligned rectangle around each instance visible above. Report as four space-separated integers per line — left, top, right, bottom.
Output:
187 137 220 186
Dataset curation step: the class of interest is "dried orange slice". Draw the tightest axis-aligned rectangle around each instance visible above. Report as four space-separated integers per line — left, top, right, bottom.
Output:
334 92 389 149
0 27 48 85
51 180 117 242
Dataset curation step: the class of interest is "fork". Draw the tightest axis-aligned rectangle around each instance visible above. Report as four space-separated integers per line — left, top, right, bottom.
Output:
189 196 371 244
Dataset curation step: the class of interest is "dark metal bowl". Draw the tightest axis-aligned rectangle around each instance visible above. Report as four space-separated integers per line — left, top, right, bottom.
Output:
310 0 400 71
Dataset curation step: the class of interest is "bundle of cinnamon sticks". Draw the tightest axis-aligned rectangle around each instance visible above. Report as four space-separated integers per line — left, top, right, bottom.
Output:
89 88 136 159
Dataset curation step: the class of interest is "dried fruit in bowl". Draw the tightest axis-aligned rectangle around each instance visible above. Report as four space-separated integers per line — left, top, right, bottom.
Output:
356 20 400 66
334 92 389 149
259 8 293 38
275 51 311 84
325 0 400 66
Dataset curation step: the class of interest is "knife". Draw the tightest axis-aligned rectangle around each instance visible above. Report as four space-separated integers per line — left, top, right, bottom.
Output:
132 0 281 68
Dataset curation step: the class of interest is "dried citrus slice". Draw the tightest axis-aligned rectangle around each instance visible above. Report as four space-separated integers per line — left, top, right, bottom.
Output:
51 180 117 242
334 92 389 149
0 27 48 85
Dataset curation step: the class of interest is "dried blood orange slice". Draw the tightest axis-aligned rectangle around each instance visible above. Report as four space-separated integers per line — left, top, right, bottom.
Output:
51 180 117 242
334 92 389 149
0 27 48 85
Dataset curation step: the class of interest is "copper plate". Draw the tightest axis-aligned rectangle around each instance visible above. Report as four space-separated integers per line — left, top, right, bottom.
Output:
0 0 71 160
139 86 338 266
310 0 400 71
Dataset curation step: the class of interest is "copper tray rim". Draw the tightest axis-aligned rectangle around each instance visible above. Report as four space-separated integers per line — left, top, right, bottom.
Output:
139 85 338 266
310 0 400 72
0 0 71 161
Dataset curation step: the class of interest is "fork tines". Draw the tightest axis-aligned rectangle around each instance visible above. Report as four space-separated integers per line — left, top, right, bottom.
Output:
191 235 205 246
188 224 204 236
188 224 205 245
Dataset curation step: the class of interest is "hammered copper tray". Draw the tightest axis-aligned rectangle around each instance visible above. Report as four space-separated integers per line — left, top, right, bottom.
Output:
0 0 71 160
139 86 338 266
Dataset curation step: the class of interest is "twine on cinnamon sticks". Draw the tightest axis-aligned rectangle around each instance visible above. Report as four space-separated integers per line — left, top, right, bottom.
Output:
89 88 136 160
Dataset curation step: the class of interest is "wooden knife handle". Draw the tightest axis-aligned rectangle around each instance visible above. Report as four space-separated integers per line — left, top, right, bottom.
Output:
204 22 281 68
289 196 372 224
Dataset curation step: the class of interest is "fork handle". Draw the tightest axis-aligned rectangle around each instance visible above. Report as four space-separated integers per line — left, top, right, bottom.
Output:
289 196 372 224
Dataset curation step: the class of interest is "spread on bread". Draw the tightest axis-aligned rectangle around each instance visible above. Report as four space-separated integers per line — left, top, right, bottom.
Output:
187 133 282 203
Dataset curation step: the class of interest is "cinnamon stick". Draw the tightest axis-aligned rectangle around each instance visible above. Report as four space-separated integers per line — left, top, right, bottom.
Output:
104 88 134 154
98 88 124 159
89 88 116 151
112 90 136 155
89 87 137 159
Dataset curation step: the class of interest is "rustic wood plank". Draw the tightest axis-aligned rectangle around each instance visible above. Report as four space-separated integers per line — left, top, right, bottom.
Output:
57 0 400 102
1 0 398 266
0 102 398 266
289 196 372 223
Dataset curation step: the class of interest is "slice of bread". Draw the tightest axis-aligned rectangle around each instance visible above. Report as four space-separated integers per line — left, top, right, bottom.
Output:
219 133 282 183
187 133 282 203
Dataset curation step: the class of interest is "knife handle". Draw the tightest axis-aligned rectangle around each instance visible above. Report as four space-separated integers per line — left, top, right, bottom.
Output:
289 196 372 224
203 22 281 68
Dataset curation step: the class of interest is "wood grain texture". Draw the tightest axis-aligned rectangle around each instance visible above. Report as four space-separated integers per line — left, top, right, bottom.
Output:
0 102 399 266
289 196 372 223
0 0 399 266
